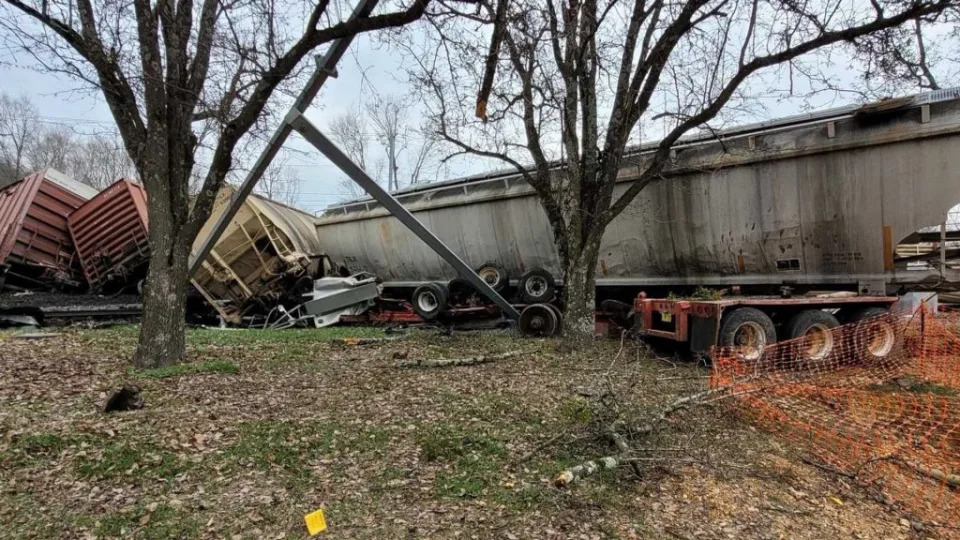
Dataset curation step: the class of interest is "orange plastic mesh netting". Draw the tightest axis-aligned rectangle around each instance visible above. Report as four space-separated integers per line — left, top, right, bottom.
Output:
710 306 960 532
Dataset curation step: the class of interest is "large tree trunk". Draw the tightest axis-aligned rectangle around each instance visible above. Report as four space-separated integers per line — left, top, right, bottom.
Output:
562 236 601 346
134 245 190 368
133 164 192 368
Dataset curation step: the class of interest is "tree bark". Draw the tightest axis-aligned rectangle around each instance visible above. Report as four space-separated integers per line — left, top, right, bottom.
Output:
562 236 601 346
133 167 192 368
134 251 189 368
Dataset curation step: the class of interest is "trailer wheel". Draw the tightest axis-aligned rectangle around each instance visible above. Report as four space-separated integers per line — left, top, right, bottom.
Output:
412 283 448 321
519 303 559 337
850 307 898 361
518 268 556 303
476 262 509 292
785 310 840 363
447 277 476 305
718 308 776 362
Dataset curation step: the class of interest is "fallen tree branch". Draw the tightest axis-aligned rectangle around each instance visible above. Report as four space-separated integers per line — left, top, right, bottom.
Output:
554 456 620 487
555 456 704 487
340 336 406 346
555 383 756 487
631 385 732 437
399 350 523 368
516 432 568 463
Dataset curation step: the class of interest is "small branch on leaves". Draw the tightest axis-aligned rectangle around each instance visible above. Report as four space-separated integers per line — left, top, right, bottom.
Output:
398 350 523 368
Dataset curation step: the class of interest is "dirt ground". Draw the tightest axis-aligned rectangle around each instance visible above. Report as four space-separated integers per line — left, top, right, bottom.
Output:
0 325 922 539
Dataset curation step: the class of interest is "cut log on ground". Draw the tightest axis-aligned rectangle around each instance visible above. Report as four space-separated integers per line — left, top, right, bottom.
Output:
554 456 620 487
399 350 523 368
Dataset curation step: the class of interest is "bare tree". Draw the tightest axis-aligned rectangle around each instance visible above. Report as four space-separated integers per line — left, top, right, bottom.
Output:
68 133 138 190
255 155 303 206
405 120 439 185
329 109 373 198
368 95 406 191
330 101 440 199
329 110 370 170
409 0 960 344
848 11 960 94
27 127 73 172
0 0 438 367
0 93 38 184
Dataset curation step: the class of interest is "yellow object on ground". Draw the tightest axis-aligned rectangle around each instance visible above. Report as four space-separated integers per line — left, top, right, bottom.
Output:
304 508 327 535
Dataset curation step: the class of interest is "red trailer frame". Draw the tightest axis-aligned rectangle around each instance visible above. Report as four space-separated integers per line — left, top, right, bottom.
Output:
633 293 899 353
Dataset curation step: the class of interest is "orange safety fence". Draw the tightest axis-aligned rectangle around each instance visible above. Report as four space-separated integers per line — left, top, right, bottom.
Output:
711 306 960 532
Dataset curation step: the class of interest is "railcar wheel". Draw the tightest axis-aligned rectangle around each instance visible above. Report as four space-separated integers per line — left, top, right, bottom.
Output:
519 304 559 337
718 307 776 363
412 283 448 321
518 268 556 303
545 303 564 336
476 262 509 292
785 310 840 363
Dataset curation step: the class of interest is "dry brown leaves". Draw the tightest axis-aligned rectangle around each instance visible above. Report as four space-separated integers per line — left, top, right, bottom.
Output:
0 327 920 539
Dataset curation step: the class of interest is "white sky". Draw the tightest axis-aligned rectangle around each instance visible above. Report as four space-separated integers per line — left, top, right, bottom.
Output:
0 16 948 215
0 30 489 214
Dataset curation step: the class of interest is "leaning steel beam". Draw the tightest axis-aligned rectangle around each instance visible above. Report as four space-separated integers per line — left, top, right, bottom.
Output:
287 111 522 320
188 0 380 275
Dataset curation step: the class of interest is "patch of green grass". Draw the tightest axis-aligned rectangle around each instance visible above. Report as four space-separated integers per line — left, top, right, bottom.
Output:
225 420 337 480
558 397 594 426
131 359 240 378
419 424 506 463
186 326 386 347
492 483 550 511
96 502 200 539
1 432 81 467
470 395 544 428
14 432 69 454
868 376 958 396
75 442 189 480
419 424 508 499
354 426 390 451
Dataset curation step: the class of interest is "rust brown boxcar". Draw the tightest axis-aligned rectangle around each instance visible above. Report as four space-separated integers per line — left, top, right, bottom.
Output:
67 179 149 292
0 169 97 289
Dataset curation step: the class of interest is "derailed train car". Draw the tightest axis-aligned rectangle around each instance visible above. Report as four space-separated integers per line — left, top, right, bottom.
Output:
316 89 960 296
0 169 98 290
190 187 330 324
68 179 149 293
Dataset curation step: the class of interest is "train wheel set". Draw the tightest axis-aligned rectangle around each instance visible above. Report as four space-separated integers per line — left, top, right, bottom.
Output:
409 264 564 336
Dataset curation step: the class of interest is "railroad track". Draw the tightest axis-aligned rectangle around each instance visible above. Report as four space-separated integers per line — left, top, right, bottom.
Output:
40 304 142 319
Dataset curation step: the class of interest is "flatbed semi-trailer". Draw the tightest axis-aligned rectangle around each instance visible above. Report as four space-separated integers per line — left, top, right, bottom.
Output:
632 292 902 358
314 89 959 348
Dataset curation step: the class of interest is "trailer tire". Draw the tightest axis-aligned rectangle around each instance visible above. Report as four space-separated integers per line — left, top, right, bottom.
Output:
785 310 840 364
518 268 556 303
718 308 776 363
412 283 448 321
447 278 477 305
849 307 899 362
476 262 509 292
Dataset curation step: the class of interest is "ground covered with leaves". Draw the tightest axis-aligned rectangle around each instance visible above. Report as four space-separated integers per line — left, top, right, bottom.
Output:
0 325 917 538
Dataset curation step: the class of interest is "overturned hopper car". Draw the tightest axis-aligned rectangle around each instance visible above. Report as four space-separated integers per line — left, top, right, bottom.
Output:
191 187 330 324
316 89 960 297
68 179 149 293
0 169 98 290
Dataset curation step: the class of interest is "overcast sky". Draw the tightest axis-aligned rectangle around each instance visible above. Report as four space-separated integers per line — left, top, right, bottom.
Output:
0 29 478 213
0 14 942 215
